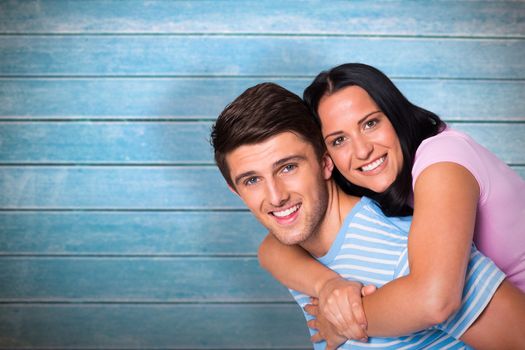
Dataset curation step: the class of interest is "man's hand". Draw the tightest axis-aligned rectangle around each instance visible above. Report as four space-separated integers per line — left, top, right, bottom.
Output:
304 301 347 350
317 277 374 341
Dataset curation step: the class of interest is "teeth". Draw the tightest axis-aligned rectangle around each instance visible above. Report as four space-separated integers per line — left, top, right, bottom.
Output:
361 156 385 172
273 204 300 218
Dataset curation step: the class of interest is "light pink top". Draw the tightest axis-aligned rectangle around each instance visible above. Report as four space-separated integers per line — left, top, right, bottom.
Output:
412 128 525 291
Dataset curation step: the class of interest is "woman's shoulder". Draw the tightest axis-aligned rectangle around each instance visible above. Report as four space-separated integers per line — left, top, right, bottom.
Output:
412 128 484 177
417 128 476 153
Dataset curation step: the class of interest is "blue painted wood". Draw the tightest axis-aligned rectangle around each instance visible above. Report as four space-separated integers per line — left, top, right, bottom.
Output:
1 122 523 164
0 122 215 163
446 123 525 164
0 212 264 255
1 36 523 79
0 166 241 209
1 0 522 37
1 78 524 121
515 167 525 179
0 1 522 348
0 257 290 301
0 304 310 349
1 164 523 211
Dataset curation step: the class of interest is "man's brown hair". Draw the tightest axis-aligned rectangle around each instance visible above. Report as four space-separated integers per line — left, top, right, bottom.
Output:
211 82 325 188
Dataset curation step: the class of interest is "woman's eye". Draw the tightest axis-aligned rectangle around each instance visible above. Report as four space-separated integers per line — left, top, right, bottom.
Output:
331 136 345 146
364 119 378 129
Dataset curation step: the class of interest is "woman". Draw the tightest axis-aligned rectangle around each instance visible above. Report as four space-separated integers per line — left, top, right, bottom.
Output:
258 63 525 345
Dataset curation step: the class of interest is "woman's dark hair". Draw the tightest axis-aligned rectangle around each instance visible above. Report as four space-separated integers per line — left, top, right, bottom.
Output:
304 63 445 216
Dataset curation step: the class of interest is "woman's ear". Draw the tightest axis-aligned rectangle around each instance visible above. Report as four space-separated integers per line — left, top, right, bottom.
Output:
321 153 335 180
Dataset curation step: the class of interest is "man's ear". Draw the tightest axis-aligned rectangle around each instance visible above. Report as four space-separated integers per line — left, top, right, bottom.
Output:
321 153 335 180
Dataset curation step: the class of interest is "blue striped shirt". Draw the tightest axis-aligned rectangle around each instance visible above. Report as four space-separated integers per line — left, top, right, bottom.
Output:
290 197 505 349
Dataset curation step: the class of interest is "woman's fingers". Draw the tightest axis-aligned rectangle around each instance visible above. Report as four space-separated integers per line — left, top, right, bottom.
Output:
361 284 377 296
304 303 319 317
318 278 369 341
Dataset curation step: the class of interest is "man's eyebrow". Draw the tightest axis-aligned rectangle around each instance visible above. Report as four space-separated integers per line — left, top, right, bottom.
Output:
323 110 382 141
233 155 306 186
234 170 257 186
273 155 306 169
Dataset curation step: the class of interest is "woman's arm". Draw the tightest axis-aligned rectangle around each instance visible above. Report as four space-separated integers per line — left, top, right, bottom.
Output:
361 162 479 336
307 162 480 339
460 279 525 349
258 233 340 297
258 232 369 340
260 162 481 338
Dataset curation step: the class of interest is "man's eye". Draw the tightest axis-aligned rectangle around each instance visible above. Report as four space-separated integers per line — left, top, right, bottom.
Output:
244 177 259 186
282 164 297 173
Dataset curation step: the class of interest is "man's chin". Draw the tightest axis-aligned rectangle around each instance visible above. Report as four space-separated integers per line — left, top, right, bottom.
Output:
272 232 308 246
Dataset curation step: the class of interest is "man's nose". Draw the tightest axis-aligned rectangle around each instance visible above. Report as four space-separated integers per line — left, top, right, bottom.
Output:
266 179 289 207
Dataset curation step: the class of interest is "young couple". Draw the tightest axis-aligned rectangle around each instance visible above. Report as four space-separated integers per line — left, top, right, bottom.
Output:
211 63 525 349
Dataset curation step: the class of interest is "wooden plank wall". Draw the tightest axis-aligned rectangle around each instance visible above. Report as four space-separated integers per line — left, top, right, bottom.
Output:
0 1 523 348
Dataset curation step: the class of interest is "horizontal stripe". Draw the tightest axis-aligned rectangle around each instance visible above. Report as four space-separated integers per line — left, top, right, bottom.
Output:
0 304 310 348
346 234 406 247
1 1 523 37
0 122 523 164
349 223 408 241
335 254 398 265
341 244 403 256
0 257 292 302
330 264 393 276
1 37 523 78
0 166 243 209
1 79 524 121
355 212 400 230
340 273 389 286
0 211 264 255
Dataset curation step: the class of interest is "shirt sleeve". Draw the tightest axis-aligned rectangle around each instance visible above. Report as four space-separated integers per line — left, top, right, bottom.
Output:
411 131 489 200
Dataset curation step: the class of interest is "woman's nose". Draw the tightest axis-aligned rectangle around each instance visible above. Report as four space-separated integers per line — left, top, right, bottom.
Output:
353 135 373 160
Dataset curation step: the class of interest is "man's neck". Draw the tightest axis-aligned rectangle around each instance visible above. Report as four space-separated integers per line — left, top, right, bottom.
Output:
300 180 360 258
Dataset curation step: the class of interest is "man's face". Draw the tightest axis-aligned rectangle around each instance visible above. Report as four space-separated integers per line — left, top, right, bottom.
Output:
226 132 332 245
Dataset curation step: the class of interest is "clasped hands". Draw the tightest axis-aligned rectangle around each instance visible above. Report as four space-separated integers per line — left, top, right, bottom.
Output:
304 277 377 350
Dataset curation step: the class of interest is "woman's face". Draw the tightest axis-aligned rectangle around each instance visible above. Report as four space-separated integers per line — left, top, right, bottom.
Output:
318 85 403 193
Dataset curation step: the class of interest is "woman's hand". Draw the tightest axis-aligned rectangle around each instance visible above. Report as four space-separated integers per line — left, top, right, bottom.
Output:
305 300 348 350
316 277 371 341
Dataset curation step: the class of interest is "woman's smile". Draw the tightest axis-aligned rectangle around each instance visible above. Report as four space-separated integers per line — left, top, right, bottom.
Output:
318 86 403 193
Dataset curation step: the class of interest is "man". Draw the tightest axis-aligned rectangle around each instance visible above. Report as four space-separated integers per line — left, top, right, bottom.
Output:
210 82 521 349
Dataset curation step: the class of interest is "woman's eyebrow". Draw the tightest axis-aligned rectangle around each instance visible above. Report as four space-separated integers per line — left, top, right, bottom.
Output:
323 110 381 141
357 110 382 125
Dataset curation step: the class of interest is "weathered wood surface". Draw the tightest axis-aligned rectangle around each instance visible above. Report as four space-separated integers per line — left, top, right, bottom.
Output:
0 1 523 348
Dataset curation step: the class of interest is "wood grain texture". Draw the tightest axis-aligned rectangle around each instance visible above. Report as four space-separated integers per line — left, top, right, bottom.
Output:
0 257 291 302
0 166 240 209
0 211 264 255
0 304 310 349
0 1 523 348
1 164 523 212
1 0 523 37
1 36 523 79
1 122 523 164
1 78 524 121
